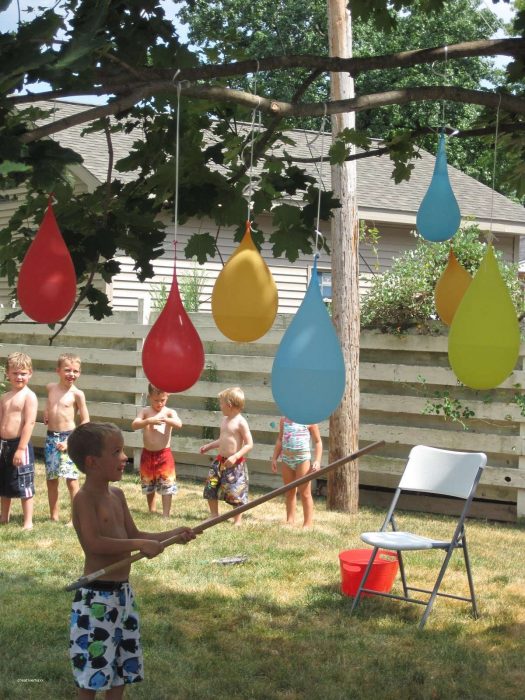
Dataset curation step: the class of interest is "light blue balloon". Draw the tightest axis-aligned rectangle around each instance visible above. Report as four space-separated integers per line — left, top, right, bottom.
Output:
271 257 346 424
416 132 461 242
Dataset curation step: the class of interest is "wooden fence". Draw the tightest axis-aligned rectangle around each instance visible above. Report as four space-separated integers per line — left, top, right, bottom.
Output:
1 304 524 521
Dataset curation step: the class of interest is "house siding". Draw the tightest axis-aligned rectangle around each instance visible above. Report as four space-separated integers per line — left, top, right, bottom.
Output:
108 215 518 313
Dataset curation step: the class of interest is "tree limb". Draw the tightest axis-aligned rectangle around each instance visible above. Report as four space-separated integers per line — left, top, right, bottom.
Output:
290 122 525 163
18 84 525 144
8 36 525 110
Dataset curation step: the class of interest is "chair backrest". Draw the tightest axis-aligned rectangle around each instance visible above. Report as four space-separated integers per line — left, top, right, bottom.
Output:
398 445 487 499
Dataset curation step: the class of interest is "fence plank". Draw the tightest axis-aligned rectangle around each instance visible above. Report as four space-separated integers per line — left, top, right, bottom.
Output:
3 310 524 520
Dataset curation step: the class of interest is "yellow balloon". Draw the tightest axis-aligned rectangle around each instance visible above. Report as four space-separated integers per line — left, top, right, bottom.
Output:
212 220 278 342
435 248 472 326
448 244 520 389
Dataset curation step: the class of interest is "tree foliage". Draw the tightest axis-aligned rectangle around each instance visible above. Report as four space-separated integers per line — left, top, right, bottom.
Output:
0 0 523 320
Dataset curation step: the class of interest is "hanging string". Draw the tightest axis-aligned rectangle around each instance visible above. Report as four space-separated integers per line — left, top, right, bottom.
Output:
441 45 448 128
242 62 261 221
487 93 502 245
173 80 182 246
243 105 262 220
303 104 328 258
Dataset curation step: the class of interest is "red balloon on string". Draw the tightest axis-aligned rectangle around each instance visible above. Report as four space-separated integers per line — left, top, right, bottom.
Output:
142 252 205 393
17 199 77 323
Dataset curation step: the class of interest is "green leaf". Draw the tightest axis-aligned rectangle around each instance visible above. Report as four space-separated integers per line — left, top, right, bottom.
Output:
329 140 348 166
0 160 31 175
184 233 217 264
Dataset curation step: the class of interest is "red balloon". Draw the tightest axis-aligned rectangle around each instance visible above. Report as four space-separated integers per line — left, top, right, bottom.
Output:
142 255 205 392
17 201 77 323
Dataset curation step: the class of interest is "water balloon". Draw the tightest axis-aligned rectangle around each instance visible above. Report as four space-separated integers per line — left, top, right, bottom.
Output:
17 200 77 323
448 244 520 389
142 253 205 392
271 257 345 424
435 248 472 326
416 132 461 242
212 220 278 342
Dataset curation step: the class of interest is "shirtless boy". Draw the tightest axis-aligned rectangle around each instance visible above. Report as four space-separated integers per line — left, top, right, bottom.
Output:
44 353 89 522
200 386 253 525
67 422 196 697
0 352 38 529
131 384 182 517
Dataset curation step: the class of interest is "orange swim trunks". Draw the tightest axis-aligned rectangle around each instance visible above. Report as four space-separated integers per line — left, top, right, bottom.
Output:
139 447 177 495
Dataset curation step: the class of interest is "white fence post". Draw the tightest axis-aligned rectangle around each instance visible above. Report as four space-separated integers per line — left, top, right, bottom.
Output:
134 297 151 471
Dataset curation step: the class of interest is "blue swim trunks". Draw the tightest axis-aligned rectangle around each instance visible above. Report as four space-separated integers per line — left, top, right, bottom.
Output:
69 580 144 691
45 430 79 480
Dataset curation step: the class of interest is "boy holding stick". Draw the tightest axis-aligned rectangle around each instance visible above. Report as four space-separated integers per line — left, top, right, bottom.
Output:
67 422 196 698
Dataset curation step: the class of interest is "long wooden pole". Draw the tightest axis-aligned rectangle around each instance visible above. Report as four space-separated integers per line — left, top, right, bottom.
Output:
65 440 385 591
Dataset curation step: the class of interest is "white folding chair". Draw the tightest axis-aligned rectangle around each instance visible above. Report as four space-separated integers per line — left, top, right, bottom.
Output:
350 445 487 629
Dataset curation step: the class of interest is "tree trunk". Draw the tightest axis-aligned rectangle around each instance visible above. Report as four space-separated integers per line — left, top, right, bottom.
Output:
326 0 360 512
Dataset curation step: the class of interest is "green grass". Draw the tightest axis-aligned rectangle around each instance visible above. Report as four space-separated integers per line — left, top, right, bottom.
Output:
1 465 525 699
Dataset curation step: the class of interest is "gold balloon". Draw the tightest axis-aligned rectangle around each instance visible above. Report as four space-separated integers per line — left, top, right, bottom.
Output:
435 248 472 326
212 220 278 342
448 244 520 390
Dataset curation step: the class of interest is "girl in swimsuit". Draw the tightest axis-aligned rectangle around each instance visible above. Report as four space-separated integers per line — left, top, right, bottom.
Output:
271 417 322 528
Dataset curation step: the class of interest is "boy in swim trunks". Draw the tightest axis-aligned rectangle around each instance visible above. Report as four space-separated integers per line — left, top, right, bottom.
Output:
200 386 253 526
0 352 38 530
271 418 322 528
68 422 197 698
132 384 182 518
44 353 90 522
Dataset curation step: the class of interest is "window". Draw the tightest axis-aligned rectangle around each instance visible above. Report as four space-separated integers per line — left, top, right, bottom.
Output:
316 268 332 302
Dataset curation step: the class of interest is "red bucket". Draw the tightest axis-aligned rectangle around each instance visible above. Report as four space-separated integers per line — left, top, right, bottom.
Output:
339 548 399 597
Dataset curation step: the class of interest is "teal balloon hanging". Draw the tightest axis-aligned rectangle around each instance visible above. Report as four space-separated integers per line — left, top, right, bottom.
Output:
271 256 346 424
416 131 461 242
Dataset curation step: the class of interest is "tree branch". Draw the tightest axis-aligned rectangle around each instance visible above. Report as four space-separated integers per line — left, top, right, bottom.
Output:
8 36 525 112
18 84 525 144
124 37 525 81
289 123 525 163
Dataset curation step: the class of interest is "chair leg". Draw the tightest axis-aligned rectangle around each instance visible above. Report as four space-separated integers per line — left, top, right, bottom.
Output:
350 547 379 615
461 531 479 618
397 551 408 597
418 546 456 630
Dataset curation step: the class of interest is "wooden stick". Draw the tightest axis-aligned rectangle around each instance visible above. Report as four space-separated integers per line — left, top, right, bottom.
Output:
64 440 385 591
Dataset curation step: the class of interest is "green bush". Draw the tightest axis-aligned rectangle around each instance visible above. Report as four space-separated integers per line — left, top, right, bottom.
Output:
150 262 208 313
360 224 524 333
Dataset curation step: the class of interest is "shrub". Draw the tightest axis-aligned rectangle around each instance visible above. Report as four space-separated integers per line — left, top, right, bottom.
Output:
150 262 208 313
360 224 524 333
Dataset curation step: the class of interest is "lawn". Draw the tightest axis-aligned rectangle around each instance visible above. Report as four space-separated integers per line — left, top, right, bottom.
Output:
1 464 524 700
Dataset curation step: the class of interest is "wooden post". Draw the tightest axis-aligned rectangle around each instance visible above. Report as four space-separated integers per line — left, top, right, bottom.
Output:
134 297 151 471
326 0 360 512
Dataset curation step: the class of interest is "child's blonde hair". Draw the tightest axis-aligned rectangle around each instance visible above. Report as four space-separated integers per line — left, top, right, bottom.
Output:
148 383 168 396
218 386 245 410
57 353 81 368
6 352 32 372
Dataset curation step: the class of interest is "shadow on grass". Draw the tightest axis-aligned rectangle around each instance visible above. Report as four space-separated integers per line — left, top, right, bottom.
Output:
2 569 525 700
